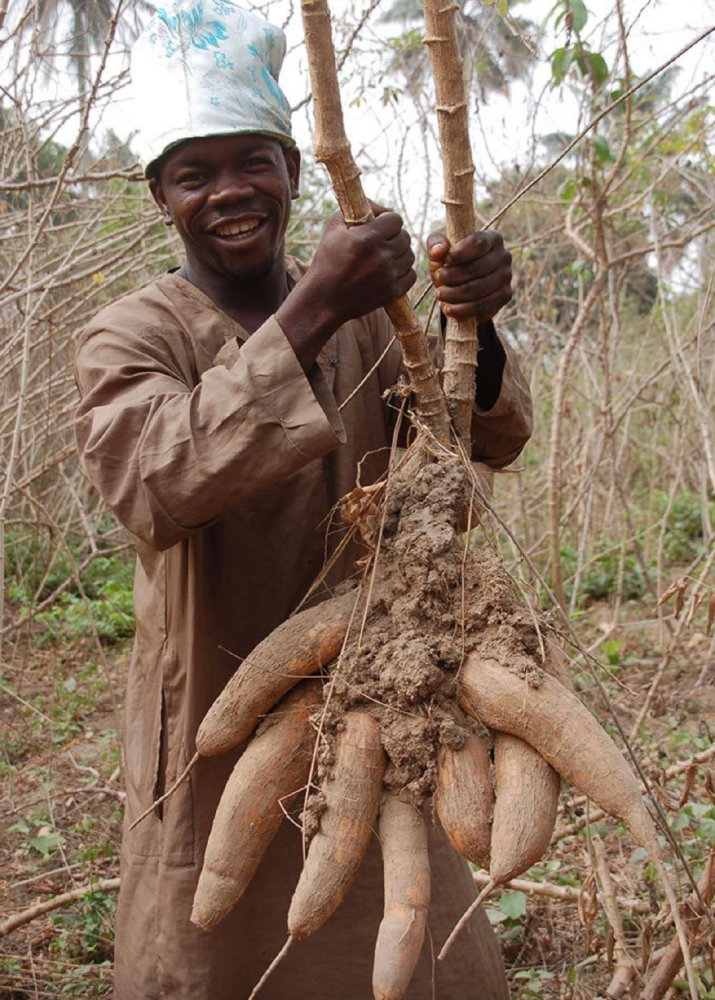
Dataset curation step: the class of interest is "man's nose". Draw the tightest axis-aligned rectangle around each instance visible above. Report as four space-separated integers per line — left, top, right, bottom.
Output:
208 170 254 202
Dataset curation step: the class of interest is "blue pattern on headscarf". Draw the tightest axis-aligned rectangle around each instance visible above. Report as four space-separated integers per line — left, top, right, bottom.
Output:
131 1 293 167
154 3 229 63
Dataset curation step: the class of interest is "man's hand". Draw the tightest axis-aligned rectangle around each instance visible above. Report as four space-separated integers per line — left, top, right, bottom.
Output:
278 204 416 371
307 205 417 327
427 230 512 324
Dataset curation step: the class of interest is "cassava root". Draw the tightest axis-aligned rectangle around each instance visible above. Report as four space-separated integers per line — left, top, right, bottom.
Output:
288 711 385 939
372 795 430 1000
434 733 492 869
196 590 354 757
191 681 322 931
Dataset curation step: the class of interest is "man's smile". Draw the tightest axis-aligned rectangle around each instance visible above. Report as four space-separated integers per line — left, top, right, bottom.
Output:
209 217 265 241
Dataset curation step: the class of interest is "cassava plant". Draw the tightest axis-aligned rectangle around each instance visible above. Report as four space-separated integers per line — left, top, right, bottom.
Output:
179 3 699 998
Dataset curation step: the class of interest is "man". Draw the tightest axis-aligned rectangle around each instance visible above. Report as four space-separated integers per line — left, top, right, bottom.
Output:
75 4 532 997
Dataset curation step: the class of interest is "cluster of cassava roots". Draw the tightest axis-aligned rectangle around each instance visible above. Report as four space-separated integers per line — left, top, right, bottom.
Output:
180 4 696 998
188 441 687 1000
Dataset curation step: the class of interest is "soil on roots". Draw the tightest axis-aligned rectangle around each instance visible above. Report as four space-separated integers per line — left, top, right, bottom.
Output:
307 449 553 822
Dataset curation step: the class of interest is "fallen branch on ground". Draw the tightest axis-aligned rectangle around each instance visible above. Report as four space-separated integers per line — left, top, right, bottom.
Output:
471 871 649 913
0 878 120 938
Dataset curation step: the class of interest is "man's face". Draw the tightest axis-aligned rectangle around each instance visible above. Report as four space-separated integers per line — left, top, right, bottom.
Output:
149 133 300 284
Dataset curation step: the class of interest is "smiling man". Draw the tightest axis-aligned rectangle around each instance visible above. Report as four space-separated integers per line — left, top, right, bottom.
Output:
74 4 532 998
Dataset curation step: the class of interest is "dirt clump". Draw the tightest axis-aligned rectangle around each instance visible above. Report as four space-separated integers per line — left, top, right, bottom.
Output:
312 450 552 811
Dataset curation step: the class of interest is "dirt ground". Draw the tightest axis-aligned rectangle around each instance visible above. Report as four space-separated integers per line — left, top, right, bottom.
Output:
0 601 712 999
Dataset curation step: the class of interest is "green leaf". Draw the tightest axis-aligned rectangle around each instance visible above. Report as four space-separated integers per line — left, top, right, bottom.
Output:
542 2 562 31
499 890 528 920
550 47 575 86
486 906 508 925
559 177 578 204
568 0 589 33
601 638 622 663
699 818 715 844
29 832 62 858
584 50 610 86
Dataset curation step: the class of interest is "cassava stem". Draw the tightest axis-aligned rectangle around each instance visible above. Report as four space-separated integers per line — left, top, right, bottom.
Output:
422 0 478 446
299 0 451 444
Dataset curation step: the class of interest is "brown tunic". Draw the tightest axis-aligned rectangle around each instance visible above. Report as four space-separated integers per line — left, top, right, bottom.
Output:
74 263 532 1000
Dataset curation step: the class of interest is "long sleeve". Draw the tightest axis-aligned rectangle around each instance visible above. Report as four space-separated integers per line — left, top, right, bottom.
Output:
75 288 345 551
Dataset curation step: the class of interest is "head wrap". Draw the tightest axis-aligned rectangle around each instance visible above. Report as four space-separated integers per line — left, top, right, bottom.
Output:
131 2 293 173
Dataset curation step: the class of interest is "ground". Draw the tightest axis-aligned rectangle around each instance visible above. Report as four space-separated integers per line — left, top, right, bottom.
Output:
0 602 712 999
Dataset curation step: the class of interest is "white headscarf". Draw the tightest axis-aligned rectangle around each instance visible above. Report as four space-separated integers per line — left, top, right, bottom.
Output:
131 2 293 172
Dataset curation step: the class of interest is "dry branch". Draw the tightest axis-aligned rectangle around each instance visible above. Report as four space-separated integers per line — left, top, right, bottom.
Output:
471 871 649 913
592 834 640 997
0 878 120 938
642 851 715 1000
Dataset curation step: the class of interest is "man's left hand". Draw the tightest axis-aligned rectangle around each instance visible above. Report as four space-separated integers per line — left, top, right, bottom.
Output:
427 229 512 324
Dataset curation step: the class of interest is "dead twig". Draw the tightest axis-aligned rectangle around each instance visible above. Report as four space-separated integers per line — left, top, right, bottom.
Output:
591 834 641 997
0 878 121 939
471 870 649 914
642 852 715 1000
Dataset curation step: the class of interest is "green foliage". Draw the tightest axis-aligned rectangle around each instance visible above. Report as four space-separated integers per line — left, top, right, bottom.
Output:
499 890 528 920
552 487 710 607
487 889 529 944
557 544 648 605
655 490 713 564
35 569 134 644
669 803 715 856
5 527 135 644
1 660 121 769
550 45 609 89
580 547 648 602
556 0 588 34
546 0 609 90
0 105 70 212
52 890 116 963
513 968 556 997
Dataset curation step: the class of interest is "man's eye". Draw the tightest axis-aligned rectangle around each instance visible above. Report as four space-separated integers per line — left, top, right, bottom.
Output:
177 172 203 185
245 157 272 169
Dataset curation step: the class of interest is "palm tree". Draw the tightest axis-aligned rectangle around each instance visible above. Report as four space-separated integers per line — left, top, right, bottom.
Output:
379 0 536 104
33 0 154 98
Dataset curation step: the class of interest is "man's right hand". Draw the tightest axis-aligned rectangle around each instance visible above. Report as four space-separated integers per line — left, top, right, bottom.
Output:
276 206 416 371
309 208 416 324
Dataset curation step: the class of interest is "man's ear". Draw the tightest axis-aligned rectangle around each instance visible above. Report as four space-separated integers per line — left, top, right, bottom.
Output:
148 176 172 223
284 146 301 200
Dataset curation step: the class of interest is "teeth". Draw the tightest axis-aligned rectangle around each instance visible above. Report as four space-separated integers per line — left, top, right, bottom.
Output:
214 219 260 237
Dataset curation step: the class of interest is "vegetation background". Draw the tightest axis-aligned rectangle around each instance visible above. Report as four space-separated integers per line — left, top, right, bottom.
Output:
0 0 712 997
